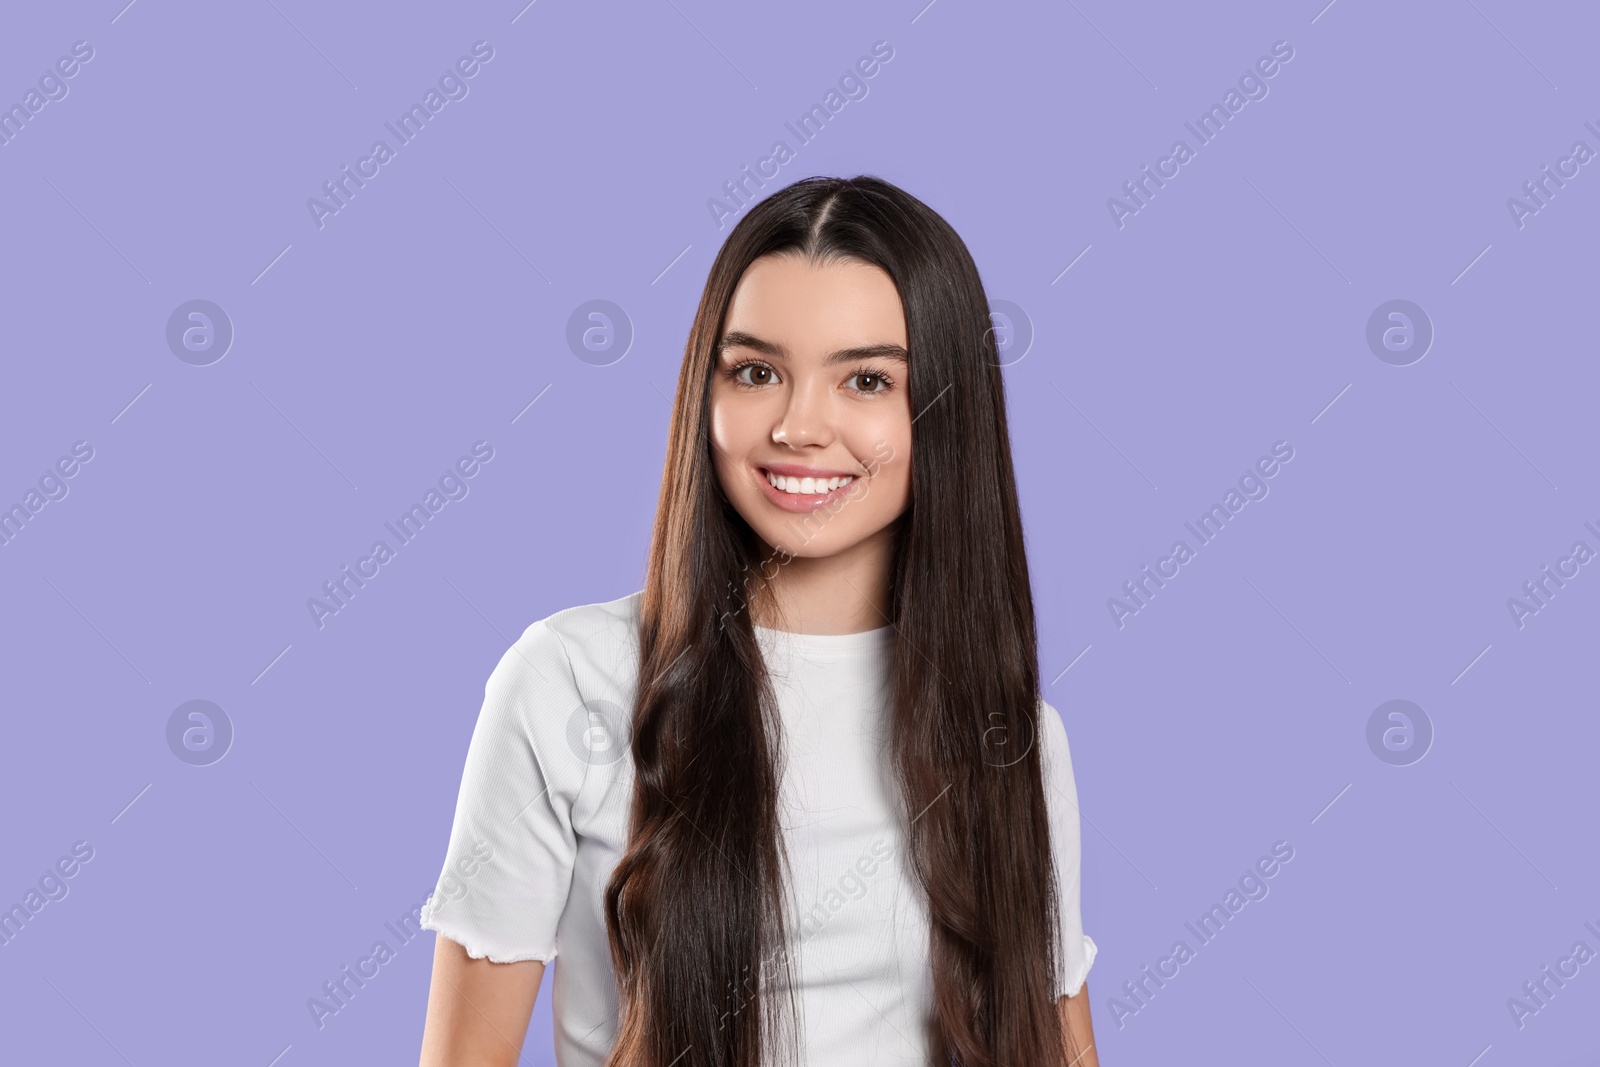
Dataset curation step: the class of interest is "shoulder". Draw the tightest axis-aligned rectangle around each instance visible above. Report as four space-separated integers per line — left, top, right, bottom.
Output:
1036 696 1079 791
471 590 644 789
492 588 644 690
479 590 644 752
535 587 644 662
1037 696 1068 753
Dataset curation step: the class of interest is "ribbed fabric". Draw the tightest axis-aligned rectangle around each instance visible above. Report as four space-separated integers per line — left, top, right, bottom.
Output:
420 590 1096 1066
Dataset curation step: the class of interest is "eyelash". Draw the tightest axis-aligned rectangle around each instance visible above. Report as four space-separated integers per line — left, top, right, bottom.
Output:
724 359 897 395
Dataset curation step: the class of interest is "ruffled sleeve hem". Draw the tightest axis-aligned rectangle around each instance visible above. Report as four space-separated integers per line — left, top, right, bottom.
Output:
420 903 558 965
1055 933 1098 999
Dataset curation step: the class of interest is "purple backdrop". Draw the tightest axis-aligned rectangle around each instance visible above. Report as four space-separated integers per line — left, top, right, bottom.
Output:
2 1 1595 1063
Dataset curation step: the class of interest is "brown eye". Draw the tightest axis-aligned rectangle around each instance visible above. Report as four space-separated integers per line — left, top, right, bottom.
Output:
746 365 773 385
853 373 887 393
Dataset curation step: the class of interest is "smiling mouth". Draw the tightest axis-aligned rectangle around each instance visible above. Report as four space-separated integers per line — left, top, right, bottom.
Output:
761 469 857 496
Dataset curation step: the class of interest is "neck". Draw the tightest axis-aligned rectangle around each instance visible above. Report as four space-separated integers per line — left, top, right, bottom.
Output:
748 526 895 635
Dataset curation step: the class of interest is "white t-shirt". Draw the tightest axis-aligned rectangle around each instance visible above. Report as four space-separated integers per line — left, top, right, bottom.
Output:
420 589 1096 1066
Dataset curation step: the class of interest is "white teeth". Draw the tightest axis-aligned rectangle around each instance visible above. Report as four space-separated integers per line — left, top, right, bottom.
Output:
766 470 854 495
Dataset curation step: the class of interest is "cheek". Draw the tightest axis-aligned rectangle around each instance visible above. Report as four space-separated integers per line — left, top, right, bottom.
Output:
863 415 913 500
708 401 765 506
708 437 742 499
709 391 758 455
874 454 912 513
708 395 729 447
706 400 736 464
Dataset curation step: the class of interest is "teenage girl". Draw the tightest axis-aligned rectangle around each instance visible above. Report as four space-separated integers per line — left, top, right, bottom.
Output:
417 175 1100 1067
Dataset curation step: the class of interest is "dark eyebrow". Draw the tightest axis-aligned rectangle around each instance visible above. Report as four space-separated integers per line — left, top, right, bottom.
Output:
717 331 908 366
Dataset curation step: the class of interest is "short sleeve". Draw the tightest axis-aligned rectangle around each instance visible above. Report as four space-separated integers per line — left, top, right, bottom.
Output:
1039 697 1098 998
419 619 588 963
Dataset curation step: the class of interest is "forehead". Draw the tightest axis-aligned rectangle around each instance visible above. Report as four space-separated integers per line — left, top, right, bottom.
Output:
721 255 906 353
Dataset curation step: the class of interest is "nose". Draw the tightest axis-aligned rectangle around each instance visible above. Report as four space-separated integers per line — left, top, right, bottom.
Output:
770 375 834 449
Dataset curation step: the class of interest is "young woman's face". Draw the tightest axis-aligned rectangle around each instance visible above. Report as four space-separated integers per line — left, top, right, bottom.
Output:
709 253 912 560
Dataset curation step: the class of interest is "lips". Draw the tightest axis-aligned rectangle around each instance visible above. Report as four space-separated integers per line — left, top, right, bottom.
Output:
754 463 866 513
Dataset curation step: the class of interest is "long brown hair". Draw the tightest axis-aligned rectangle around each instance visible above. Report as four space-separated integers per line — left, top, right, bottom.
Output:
603 174 1070 1066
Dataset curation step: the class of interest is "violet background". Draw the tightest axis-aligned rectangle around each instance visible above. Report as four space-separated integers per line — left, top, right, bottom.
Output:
2 1 1596 1064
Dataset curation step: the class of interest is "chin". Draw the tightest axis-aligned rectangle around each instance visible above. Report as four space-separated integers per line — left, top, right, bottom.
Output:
767 533 847 559
770 512 893 559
